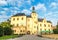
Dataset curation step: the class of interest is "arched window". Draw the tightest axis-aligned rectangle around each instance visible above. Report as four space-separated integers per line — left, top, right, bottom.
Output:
17 24 19 26
48 25 50 27
22 17 23 20
44 24 46 27
40 24 42 27
13 18 15 21
17 18 19 20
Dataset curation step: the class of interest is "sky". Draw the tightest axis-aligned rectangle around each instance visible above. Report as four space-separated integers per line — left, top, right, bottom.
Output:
0 0 58 26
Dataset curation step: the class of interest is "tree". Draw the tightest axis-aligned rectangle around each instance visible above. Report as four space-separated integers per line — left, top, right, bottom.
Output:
0 26 3 36
53 22 58 34
56 22 58 28
0 21 13 27
4 27 13 35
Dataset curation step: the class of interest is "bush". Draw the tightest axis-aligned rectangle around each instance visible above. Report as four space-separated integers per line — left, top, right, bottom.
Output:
53 29 58 34
0 26 3 36
4 27 13 35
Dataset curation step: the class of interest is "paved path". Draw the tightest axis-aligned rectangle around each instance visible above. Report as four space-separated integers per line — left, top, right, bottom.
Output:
7 35 55 40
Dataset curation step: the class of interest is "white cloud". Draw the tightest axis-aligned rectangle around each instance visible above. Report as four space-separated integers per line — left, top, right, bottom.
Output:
35 3 46 12
0 11 6 15
3 8 9 11
0 0 7 5
44 12 58 26
22 9 31 15
50 2 58 9
30 3 46 12
0 15 10 22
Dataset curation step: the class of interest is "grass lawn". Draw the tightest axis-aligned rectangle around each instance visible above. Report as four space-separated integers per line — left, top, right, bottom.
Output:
0 35 19 40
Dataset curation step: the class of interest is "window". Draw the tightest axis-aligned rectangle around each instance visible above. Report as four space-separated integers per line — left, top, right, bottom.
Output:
13 18 15 21
49 29 50 31
51 25 52 27
45 29 46 31
37 26 38 29
14 30 16 32
44 21 45 23
23 30 25 32
17 18 19 20
40 24 42 27
34 26 36 28
48 25 50 27
22 17 23 20
44 24 46 27
35 21 37 24
17 24 19 26
20 30 22 32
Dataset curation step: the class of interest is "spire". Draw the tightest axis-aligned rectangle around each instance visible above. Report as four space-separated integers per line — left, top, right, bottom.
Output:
32 6 35 10
32 6 36 13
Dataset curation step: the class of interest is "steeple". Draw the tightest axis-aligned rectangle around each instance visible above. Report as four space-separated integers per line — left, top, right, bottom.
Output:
32 6 35 10
32 6 36 13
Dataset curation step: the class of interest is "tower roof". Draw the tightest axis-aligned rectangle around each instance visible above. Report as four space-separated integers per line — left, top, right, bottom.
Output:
32 6 36 13
32 6 35 10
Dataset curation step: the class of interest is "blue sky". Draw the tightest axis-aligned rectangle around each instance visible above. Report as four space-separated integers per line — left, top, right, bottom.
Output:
0 0 58 26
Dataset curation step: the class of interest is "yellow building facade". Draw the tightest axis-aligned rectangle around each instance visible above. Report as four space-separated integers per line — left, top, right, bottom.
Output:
10 7 53 35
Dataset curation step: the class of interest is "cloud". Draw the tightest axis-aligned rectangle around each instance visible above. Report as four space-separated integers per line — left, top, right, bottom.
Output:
0 0 7 6
22 9 31 15
0 14 10 22
35 3 46 12
50 2 58 9
30 3 46 13
44 12 58 26
0 11 6 15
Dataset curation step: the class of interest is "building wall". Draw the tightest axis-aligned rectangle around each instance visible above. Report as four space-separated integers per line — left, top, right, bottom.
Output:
10 13 53 35
11 16 27 34
11 16 26 26
31 12 38 35
38 19 52 34
27 17 33 34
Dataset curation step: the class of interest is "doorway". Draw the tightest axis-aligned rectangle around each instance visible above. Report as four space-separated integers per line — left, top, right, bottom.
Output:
27 31 30 34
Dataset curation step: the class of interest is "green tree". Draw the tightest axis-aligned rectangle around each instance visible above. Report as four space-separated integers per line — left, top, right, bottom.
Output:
53 22 58 34
0 26 3 36
0 19 13 27
56 22 58 28
4 27 13 35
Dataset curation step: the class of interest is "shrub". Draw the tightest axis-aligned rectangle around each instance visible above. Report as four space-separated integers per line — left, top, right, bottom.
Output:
53 29 58 34
0 26 3 36
4 27 13 35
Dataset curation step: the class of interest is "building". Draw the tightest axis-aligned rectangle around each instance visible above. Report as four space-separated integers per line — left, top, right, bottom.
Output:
10 7 53 35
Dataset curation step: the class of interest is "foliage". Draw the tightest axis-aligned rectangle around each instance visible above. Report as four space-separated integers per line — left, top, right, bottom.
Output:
0 26 3 36
4 27 13 35
0 22 12 27
53 22 58 34
53 29 58 34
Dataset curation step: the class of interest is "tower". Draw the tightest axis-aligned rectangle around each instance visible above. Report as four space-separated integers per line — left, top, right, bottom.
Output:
31 6 38 35
31 6 38 21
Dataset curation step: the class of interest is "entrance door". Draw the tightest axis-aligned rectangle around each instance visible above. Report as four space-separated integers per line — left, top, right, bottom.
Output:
27 31 30 34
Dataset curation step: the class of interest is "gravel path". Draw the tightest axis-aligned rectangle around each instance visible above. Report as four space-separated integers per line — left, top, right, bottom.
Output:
7 35 55 40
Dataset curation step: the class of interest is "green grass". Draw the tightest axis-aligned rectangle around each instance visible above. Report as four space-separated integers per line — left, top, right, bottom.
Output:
0 35 18 40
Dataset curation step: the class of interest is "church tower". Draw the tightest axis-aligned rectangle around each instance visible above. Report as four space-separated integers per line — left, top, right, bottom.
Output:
31 6 38 21
31 6 38 35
